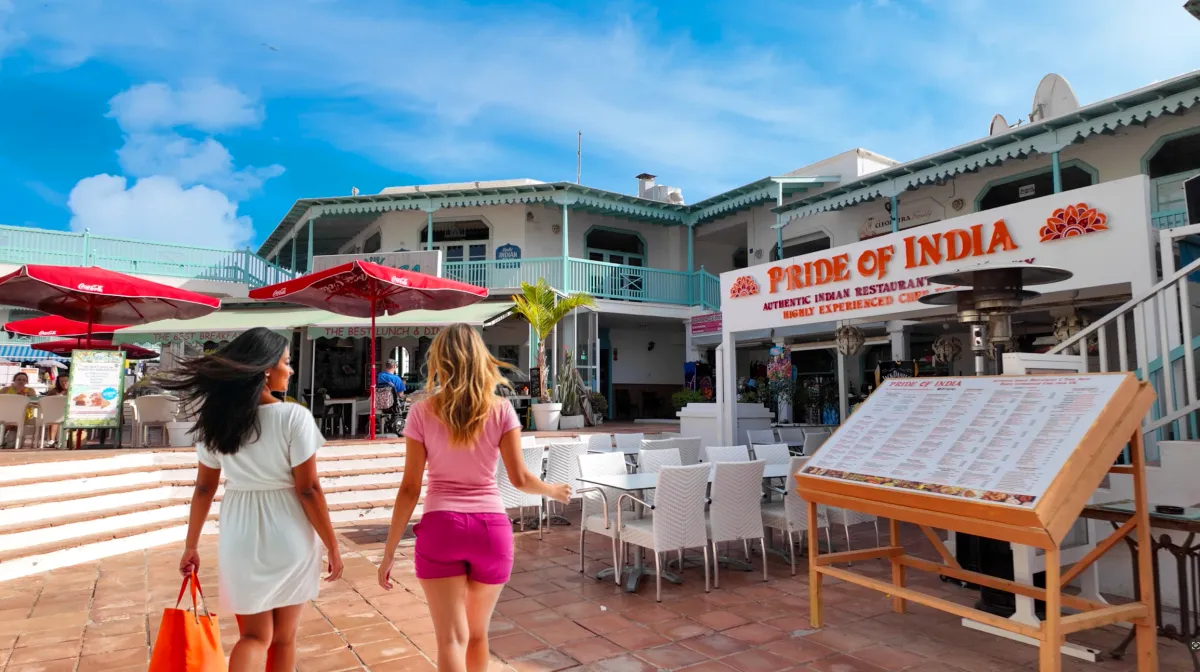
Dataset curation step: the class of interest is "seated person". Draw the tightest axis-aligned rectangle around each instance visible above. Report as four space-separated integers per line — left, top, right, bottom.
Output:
376 359 406 399
1 372 38 447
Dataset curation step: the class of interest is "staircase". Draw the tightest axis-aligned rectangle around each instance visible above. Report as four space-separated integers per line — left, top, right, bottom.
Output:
0 442 411 582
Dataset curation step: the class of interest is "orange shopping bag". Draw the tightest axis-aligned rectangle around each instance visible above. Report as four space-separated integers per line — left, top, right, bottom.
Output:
149 570 227 672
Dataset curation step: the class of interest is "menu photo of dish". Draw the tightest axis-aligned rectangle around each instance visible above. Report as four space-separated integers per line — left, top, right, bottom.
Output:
64 350 126 429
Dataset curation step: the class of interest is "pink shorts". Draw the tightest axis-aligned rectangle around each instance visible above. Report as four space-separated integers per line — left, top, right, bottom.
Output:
413 511 514 584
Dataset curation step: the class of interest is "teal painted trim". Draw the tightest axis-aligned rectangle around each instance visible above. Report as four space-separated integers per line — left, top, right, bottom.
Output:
425 211 433 252
290 235 297 271
1051 151 1062 193
1139 126 1200 176
1153 209 1190 229
686 224 694 304
890 197 898 233
972 158 1100 211
306 217 315 273
561 204 570 292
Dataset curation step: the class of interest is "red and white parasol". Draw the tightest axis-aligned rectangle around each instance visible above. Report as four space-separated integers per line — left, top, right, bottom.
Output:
4 315 127 339
33 339 159 361
249 261 488 438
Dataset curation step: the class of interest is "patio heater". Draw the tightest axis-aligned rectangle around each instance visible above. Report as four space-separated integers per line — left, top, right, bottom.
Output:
917 261 1074 617
918 263 1073 375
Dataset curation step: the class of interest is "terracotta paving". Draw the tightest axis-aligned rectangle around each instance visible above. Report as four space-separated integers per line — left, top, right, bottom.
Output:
0 517 1194 672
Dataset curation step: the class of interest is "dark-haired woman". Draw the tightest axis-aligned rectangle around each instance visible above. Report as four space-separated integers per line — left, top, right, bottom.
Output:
168 327 342 672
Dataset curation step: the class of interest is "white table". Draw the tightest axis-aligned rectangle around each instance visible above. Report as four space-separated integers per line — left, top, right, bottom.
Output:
327 397 370 437
577 462 793 592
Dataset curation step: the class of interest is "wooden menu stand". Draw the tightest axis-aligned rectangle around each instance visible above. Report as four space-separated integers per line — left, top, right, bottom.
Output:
795 374 1158 672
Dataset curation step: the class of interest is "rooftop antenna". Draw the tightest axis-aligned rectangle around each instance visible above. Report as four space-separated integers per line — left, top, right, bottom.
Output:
576 131 582 184
1029 74 1080 123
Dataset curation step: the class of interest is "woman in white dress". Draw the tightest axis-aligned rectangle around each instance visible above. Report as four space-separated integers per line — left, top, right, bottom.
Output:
168 327 343 672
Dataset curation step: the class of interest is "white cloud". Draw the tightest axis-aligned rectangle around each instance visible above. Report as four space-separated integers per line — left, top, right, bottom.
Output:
107 79 263 133
116 132 284 200
67 174 254 249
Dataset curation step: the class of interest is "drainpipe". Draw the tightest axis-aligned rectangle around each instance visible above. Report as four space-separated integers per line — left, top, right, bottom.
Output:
1052 151 1063 193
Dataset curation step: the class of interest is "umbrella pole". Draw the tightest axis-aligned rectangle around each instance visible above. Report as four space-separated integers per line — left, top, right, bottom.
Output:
369 297 378 440
86 304 94 349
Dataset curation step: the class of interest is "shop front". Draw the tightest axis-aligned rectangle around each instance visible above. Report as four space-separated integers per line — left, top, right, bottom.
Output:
715 175 1158 445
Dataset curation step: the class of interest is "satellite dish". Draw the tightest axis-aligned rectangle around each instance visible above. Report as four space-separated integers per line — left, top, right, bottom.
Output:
989 114 1010 136
1030 74 1080 123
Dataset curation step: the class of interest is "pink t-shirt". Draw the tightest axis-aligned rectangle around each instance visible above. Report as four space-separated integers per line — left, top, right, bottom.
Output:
403 398 522 514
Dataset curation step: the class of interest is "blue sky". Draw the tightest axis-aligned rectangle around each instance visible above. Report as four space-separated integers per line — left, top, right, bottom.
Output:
0 0 1197 251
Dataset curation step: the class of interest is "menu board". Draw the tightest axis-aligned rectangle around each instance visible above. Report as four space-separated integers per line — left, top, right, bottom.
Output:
801 375 1126 508
64 350 126 429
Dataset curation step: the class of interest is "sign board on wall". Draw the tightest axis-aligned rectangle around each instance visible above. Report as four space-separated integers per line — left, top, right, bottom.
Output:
309 325 443 340
721 176 1153 334
802 374 1126 508
312 250 443 277
690 312 722 335
135 330 290 345
858 197 946 241
63 350 125 430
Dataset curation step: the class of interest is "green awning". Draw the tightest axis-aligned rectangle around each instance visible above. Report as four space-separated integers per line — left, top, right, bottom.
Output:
307 302 515 340
112 308 322 345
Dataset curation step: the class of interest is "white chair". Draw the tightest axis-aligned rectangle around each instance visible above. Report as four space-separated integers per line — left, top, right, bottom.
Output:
704 445 750 464
761 456 830 575
0 396 34 449
132 395 178 447
670 437 703 466
36 396 67 449
801 432 830 456
751 443 791 465
498 445 544 534
746 429 777 446
776 426 806 449
827 507 881 551
637 447 681 507
639 438 675 452
617 463 712 601
614 432 644 454
708 460 768 587
544 441 587 527
584 433 613 453
577 452 627 583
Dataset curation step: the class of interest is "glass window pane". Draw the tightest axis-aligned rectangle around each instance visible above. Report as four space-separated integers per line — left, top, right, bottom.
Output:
469 244 487 261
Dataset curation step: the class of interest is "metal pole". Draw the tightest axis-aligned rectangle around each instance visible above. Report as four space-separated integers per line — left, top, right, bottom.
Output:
576 131 582 184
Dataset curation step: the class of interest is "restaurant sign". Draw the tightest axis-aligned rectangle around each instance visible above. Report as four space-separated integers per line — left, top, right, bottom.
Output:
720 176 1153 333
133 329 290 345
690 312 722 335
312 250 443 277
309 325 443 340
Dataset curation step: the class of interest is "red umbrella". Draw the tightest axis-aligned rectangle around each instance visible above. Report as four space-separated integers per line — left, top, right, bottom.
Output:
33 339 159 361
249 261 488 438
0 265 220 345
4 316 126 339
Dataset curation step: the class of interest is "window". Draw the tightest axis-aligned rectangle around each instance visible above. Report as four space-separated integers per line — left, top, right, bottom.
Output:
1147 132 1200 212
978 164 1095 211
363 231 382 254
585 228 645 266
771 235 831 262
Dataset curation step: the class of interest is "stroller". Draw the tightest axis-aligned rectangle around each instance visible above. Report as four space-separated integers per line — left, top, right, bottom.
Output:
374 384 407 436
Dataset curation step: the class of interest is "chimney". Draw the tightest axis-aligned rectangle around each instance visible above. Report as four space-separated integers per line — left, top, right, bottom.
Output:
635 173 656 199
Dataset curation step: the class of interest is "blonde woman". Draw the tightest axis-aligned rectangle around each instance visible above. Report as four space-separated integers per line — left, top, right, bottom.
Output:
379 324 568 672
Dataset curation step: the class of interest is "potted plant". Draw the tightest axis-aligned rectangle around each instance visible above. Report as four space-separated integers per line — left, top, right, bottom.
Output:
588 391 608 425
556 351 589 430
511 279 595 431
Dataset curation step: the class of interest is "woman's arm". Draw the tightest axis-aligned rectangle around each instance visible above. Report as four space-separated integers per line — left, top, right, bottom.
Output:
179 463 220 576
378 438 426 589
499 429 571 502
293 456 343 581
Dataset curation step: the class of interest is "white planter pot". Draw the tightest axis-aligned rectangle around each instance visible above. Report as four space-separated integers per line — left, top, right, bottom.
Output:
559 415 585 430
531 403 562 431
166 421 195 447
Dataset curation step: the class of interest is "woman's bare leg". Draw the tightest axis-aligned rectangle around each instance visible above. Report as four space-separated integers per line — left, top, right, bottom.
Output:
464 581 506 672
267 603 306 672
419 576 470 672
230 611 273 671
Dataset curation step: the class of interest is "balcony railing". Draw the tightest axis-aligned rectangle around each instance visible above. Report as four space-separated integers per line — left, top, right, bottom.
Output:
1152 209 1189 230
442 256 720 309
0 225 294 288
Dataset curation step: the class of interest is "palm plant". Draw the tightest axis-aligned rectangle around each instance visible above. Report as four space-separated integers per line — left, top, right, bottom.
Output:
510 279 595 403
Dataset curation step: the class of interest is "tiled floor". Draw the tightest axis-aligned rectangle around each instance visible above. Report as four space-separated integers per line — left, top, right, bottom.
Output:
0 517 1193 672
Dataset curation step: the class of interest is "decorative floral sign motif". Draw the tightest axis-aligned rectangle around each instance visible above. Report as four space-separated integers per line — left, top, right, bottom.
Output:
729 275 760 299
1039 203 1108 242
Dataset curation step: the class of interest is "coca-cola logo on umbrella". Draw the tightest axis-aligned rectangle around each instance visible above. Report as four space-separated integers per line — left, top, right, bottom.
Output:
77 283 104 292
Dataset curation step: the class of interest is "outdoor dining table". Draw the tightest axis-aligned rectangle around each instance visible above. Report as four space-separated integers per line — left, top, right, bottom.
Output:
576 462 793 593
326 397 370 437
